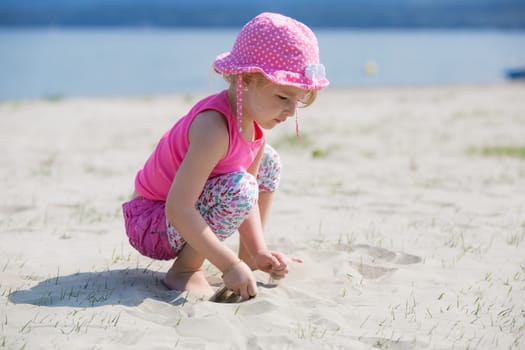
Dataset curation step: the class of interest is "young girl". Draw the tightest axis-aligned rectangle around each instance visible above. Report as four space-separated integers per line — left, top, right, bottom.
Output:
122 12 329 299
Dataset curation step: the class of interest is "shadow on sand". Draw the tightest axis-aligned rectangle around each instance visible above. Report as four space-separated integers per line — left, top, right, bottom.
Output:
8 268 192 307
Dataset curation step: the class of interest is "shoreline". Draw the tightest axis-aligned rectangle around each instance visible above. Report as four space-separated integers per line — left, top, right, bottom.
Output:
0 81 522 103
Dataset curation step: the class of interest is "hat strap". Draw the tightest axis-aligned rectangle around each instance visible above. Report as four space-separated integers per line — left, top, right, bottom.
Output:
295 102 301 139
236 74 243 133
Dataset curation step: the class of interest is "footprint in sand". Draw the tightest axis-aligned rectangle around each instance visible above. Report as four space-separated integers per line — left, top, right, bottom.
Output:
350 263 398 279
353 244 421 264
349 244 421 279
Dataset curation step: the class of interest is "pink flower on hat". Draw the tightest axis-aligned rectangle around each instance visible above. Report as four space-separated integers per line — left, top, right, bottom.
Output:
214 12 329 90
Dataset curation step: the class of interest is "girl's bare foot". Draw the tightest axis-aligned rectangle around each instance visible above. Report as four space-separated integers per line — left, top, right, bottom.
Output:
163 269 214 297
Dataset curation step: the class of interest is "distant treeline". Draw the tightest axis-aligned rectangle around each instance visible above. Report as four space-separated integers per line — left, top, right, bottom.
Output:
1 0 525 28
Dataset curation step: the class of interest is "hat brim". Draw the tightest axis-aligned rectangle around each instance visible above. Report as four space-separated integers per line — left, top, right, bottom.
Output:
214 52 329 91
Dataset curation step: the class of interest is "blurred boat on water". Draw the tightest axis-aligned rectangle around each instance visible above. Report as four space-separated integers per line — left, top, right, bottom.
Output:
505 67 525 80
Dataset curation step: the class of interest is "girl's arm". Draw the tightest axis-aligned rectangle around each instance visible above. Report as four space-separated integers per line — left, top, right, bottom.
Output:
238 142 272 256
239 142 303 277
165 111 243 273
238 143 285 271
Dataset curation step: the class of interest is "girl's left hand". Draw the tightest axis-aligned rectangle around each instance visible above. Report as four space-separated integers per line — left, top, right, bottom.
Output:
254 251 303 279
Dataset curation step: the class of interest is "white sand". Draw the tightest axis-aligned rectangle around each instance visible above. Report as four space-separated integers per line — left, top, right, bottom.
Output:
1 83 524 349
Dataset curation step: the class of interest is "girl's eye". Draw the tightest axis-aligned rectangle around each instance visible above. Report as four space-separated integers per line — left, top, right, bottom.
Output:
277 95 288 101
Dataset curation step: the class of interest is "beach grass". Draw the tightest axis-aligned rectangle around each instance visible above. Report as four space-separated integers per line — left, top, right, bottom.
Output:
469 145 525 159
273 132 313 148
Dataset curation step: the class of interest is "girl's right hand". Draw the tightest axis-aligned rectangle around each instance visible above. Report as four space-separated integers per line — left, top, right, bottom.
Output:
222 260 257 299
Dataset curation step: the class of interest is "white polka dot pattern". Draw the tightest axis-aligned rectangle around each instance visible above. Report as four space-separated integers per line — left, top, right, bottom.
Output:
214 12 329 90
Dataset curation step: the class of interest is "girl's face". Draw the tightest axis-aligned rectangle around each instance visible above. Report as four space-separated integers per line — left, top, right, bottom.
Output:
242 78 310 130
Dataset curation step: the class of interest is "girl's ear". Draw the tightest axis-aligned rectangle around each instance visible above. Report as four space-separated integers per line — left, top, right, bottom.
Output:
242 72 263 88
241 73 253 86
241 74 256 92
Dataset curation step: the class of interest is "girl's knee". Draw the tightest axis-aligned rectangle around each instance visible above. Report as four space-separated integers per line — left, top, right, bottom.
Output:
230 171 259 207
257 144 281 192
197 172 258 240
201 171 258 208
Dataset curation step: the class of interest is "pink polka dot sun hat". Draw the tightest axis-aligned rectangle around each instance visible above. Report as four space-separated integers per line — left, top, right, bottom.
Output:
214 12 329 91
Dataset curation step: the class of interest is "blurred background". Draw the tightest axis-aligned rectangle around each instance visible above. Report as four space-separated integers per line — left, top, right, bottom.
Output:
1 0 524 100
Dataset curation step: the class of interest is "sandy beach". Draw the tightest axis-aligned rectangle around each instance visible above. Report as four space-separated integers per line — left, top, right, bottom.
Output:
1 83 524 349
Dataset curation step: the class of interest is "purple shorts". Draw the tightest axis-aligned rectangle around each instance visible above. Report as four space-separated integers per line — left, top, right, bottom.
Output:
122 197 175 260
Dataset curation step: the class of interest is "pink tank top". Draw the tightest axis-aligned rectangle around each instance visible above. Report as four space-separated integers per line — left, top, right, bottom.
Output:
135 90 264 201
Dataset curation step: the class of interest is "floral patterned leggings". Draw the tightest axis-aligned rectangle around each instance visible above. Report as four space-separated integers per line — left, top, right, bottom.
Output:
122 144 281 260
167 144 281 254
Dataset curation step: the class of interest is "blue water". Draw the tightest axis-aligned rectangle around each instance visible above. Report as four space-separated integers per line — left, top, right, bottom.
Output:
0 28 524 100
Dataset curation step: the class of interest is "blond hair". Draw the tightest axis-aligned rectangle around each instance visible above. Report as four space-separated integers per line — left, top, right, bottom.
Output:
217 71 318 108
